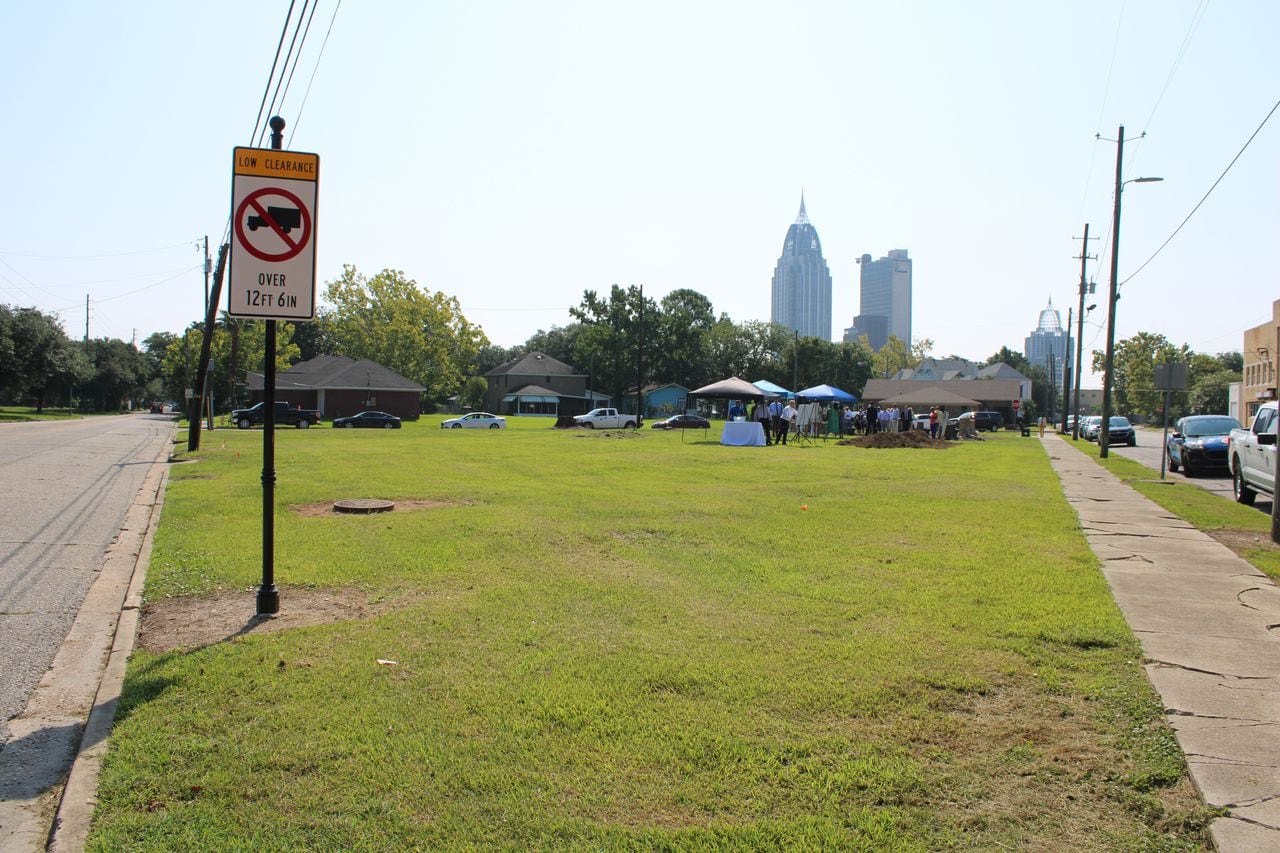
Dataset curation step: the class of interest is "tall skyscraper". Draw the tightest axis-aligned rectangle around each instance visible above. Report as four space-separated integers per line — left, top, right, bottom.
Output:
855 250 912 349
1024 298 1072 387
770 196 832 340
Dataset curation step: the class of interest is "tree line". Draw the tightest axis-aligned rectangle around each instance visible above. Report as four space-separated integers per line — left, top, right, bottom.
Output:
2 269 1241 421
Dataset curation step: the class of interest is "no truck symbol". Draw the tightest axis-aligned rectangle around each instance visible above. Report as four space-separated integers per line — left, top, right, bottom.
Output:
234 187 311 262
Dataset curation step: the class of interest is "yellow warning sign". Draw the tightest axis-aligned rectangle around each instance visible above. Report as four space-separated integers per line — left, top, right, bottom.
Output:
233 147 318 181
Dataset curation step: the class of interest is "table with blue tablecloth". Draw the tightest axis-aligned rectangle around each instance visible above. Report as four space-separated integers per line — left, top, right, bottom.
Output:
720 421 767 446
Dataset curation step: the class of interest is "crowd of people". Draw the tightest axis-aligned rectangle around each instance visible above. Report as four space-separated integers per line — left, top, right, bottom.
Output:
727 398 954 444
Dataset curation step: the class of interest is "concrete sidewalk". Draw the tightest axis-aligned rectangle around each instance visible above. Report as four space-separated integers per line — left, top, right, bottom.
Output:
1043 436 1280 851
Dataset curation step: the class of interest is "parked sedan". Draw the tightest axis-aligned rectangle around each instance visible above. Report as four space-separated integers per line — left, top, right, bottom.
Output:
1082 416 1104 441
650 413 711 430
333 410 402 429
441 412 507 429
1101 416 1137 446
1167 415 1240 476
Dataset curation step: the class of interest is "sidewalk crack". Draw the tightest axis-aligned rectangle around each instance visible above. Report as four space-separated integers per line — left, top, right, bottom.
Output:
1146 660 1271 680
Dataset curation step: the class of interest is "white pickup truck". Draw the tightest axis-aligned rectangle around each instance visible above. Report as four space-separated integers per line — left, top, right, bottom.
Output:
573 407 638 429
1230 401 1277 506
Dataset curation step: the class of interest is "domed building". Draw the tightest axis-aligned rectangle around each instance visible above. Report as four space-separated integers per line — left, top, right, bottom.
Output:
1024 298 1073 387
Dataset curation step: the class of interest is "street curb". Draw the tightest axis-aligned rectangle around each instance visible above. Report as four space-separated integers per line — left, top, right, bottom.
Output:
39 432 173 851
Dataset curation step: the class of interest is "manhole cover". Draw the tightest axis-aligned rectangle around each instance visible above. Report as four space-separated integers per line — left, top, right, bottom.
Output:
333 499 396 514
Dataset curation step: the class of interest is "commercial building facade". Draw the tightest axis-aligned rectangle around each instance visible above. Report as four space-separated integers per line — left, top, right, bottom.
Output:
1241 299 1280 426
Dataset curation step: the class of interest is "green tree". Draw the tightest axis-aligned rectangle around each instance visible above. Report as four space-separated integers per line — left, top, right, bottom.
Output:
161 319 301 413
458 375 488 410
0 305 91 410
520 325 583 369
872 335 912 378
1091 332 1186 420
570 285 658 406
324 266 488 402
652 288 716 389
983 346 1033 374
291 312 337 362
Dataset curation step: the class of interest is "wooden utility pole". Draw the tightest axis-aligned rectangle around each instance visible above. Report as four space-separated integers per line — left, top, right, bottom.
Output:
1071 224 1095 439
187 243 229 452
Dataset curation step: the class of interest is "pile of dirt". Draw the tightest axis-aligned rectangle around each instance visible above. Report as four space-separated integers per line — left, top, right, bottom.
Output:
838 430 951 449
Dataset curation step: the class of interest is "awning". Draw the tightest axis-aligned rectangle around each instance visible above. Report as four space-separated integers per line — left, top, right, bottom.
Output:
502 394 559 403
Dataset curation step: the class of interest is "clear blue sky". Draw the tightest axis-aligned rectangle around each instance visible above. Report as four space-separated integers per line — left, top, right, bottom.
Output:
2 1 1276 384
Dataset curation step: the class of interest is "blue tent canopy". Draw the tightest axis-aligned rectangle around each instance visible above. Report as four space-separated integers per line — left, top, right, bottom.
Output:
796 383 857 403
752 379 792 398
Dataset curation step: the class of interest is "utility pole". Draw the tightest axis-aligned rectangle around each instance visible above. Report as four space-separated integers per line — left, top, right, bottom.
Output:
1072 224 1095 440
188 243 229 452
793 330 799 392
84 294 89 347
203 235 214 431
1061 308 1072 433
1100 126 1126 458
635 285 644 425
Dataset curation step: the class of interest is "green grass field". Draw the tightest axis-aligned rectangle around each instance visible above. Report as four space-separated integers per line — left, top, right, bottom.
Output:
87 420 1213 850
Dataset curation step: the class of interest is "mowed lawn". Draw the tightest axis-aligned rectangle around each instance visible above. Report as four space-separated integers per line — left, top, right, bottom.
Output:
88 420 1210 850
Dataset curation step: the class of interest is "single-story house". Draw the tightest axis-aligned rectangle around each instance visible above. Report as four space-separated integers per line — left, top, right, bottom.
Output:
861 378 1024 423
621 383 692 418
245 354 425 421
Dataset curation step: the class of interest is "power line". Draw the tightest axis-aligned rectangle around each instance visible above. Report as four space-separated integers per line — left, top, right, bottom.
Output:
0 239 200 260
1126 0 1211 173
257 1 312 147
250 0 298 146
1077 0 1127 225
289 0 343 145
277 0 322 121
1119 96 1280 287
50 265 202 312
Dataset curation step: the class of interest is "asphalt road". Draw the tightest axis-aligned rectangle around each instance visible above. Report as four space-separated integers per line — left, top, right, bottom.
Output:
1073 427 1273 513
0 413 173 744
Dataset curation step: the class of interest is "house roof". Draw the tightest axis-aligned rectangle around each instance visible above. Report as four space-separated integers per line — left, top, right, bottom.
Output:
975 362 1031 382
878 386 981 408
623 383 690 396
861 378 1023 404
485 351 580 378
507 384 564 397
245 355 424 392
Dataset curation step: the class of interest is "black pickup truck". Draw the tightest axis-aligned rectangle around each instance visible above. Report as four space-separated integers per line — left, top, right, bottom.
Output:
230 401 322 430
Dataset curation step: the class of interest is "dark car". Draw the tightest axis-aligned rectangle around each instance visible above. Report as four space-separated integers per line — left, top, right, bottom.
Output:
333 410 402 429
1167 415 1240 476
950 411 1003 432
651 413 711 430
1102 416 1136 446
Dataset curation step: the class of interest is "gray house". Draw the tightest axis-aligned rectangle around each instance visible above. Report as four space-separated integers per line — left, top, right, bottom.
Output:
483 352 608 417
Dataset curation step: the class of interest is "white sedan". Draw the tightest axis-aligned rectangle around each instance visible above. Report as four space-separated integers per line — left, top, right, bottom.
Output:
441 412 507 430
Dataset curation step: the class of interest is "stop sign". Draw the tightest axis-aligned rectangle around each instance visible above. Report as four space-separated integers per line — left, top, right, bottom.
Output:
1012 399 1020 410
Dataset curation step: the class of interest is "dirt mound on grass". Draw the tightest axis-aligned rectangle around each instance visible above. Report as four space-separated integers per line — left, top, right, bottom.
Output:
838 431 951 449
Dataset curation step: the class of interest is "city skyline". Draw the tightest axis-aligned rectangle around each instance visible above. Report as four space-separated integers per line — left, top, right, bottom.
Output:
0 2 1276 387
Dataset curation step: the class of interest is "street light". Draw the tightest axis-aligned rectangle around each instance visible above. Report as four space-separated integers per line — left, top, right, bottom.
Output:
1099 124 1163 458
1071 302 1098 440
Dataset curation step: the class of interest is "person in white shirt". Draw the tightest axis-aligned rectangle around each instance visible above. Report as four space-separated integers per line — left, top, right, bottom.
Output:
779 401 797 445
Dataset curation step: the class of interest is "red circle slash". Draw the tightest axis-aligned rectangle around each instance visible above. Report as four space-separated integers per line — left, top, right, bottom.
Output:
234 187 311 262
